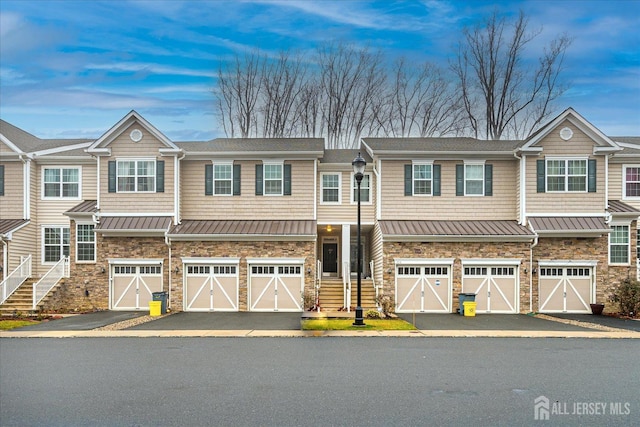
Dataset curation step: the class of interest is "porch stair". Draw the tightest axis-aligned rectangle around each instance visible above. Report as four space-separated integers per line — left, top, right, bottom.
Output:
318 278 377 312
0 279 61 316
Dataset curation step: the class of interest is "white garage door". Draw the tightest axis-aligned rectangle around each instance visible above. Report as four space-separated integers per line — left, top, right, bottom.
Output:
184 264 239 312
462 265 518 313
539 266 593 313
395 264 452 313
249 262 304 312
111 264 163 311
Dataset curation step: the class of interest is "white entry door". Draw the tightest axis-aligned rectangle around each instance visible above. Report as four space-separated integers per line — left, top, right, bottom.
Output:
111 264 163 310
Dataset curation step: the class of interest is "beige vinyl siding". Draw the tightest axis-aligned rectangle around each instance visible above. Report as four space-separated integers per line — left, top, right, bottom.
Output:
0 140 16 154
526 122 606 214
371 221 384 286
380 159 517 220
181 159 315 220
317 165 376 224
99 124 175 214
0 161 24 218
610 162 640 211
6 223 35 273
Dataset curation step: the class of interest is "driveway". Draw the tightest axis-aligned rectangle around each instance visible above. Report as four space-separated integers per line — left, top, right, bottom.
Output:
7 311 147 331
127 312 303 330
397 313 597 331
548 313 640 332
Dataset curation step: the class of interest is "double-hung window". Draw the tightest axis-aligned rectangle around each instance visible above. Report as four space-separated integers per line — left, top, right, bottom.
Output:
44 226 70 263
623 165 640 199
76 224 96 262
321 173 341 204
610 224 630 264
117 159 155 192
214 164 233 195
546 159 587 192
43 167 80 198
413 163 432 195
352 173 371 203
264 163 283 195
464 164 484 195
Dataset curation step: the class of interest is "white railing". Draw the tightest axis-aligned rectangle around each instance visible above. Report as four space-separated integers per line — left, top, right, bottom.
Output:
342 264 351 312
315 259 322 312
32 256 69 309
0 255 32 305
370 260 380 309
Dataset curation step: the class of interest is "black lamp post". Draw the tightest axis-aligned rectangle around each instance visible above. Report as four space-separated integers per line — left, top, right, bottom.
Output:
352 152 366 326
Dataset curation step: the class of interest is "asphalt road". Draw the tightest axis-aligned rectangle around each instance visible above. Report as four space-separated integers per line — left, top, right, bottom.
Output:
1 337 637 426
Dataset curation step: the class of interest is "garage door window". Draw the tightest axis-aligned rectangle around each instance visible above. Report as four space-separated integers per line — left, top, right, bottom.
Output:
279 266 301 275
252 266 275 274
464 267 487 275
492 267 514 275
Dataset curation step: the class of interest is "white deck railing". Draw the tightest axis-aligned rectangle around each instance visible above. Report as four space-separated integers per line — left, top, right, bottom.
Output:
342 264 351 312
0 255 32 305
32 256 69 309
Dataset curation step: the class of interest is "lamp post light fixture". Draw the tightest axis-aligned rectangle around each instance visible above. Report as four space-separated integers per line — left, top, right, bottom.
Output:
352 152 366 326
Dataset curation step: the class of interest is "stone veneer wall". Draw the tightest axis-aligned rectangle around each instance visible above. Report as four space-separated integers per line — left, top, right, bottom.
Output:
381 241 532 313
533 224 637 314
44 221 169 312
170 240 316 312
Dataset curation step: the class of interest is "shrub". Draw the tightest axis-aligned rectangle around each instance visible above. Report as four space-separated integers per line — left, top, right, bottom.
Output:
365 309 381 319
609 278 640 317
375 294 395 315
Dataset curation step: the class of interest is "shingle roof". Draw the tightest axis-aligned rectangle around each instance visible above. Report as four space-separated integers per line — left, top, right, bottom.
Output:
1 119 92 154
608 200 640 214
64 200 98 215
96 216 172 232
528 217 610 235
176 138 325 154
362 137 523 153
0 219 29 235
379 220 534 240
320 149 373 164
169 220 316 236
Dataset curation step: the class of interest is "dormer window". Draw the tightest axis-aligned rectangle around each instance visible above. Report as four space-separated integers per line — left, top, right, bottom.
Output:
546 159 587 192
117 159 155 192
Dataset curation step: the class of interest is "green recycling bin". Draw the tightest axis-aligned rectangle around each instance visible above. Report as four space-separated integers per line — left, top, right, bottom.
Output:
152 291 168 314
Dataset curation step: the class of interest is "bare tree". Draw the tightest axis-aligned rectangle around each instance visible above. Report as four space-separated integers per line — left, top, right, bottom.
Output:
451 10 571 139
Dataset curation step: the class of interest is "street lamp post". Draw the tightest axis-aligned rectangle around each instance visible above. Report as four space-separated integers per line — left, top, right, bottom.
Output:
352 152 366 326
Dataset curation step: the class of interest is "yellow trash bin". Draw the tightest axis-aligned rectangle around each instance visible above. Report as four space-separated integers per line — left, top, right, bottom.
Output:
463 301 477 317
149 301 162 317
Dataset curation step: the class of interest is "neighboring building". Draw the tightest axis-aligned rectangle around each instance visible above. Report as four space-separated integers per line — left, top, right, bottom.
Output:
1 108 638 315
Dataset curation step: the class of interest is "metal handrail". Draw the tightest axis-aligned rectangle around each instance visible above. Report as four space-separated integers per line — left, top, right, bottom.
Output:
33 256 69 309
0 255 32 305
342 264 351 312
316 259 322 312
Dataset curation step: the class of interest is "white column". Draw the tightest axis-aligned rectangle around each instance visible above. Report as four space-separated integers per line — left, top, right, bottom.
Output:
341 224 350 277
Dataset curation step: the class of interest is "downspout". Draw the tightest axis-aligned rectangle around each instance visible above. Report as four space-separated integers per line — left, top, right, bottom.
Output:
513 150 525 225
1 237 7 281
529 232 539 313
373 158 381 221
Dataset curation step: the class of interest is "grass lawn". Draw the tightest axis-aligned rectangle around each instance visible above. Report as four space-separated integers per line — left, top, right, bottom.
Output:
301 318 416 331
0 319 39 330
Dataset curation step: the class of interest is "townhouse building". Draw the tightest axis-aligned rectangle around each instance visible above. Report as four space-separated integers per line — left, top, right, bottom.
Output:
1 108 638 316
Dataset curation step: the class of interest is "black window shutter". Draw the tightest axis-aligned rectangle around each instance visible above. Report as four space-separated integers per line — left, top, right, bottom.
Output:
233 164 241 196
283 164 292 195
108 161 116 193
455 164 464 196
255 164 263 196
588 159 597 193
433 164 441 196
536 160 545 193
0 164 4 196
205 164 213 195
484 164 493 196
156 160 164 193
404 164 412 196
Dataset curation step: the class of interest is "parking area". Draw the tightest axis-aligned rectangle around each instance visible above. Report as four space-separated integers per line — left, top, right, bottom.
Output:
126 312 303 330
10 311 147 331
397 313 597 331
548 314 640 332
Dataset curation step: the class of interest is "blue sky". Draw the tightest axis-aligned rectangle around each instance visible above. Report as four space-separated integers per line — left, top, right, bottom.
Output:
1 0 638 141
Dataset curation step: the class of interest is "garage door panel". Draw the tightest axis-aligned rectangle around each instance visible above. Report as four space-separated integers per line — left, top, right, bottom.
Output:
423 276 449 311
492 277 516 312
213 277 239 311
185 276 210 310
566 279 590 311
185 265 239 312
462 266 517 314
396 277 421 311
249 264 303 312
250 276 276 311
111 265 163 311
395 266 451 313
539 267 593 313
277 276 302 311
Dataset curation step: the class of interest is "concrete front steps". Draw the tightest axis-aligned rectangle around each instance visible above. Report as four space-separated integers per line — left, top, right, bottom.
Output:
0 279 60 316
317 278 377 312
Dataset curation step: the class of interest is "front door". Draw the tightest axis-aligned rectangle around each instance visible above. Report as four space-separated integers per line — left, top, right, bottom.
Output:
323 243 338 275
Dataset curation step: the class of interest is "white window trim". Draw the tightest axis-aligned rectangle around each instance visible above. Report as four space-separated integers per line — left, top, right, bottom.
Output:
412 160 434 196
545 157 588 194
42 225 70 265
609 222 631 266
76 223 96 263
213 161 234 196
622 164 640 200
463 161 485 196
320 172 342 205
116 158 156 193
350 172 372 205
263 161 284 196
41 166 82 200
